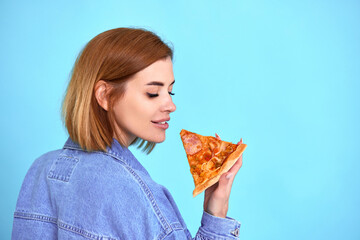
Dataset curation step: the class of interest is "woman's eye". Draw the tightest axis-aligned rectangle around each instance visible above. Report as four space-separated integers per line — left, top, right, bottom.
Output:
147 93 159 98
147 92 175 98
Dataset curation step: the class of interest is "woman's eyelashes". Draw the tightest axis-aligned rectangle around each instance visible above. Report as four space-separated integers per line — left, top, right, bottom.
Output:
147 92 175 98
147 93 158 98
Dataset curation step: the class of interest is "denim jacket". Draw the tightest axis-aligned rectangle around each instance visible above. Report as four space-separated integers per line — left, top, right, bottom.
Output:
12 137 241 239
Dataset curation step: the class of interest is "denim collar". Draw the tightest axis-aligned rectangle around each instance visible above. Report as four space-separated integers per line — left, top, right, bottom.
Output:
63 137 127 153
63 137 147 173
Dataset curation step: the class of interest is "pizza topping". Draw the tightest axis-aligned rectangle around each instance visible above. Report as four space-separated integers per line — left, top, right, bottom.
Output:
213 147 220 155
208 140 218 151
203 150 212 161
212 156 224 168
181 133 202 155
192 162 202 175
201 160 215 171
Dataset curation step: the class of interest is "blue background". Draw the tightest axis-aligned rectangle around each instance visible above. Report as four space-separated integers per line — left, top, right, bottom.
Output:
1 0 359 239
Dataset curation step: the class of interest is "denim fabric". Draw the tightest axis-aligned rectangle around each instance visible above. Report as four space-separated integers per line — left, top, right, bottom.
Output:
12 137 241 239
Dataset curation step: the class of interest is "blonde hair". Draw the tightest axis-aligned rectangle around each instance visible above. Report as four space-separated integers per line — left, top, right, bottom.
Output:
62 28 173 153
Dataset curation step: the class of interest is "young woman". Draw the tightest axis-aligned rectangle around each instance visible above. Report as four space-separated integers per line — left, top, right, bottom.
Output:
12 28 243 239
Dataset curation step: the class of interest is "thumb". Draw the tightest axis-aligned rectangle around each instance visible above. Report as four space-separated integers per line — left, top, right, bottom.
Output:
225 172 234 180
218 172 234 188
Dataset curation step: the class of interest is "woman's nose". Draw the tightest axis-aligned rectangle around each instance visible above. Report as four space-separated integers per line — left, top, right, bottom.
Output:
163 97 176 113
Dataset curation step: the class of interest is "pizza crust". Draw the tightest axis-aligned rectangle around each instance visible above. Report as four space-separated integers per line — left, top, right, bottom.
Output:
192 143 247 197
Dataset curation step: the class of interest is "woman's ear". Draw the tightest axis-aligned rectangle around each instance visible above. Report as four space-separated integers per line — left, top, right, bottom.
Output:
94 80 110 111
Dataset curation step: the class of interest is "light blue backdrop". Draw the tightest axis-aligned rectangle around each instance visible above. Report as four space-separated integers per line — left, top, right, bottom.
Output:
1 0 359 239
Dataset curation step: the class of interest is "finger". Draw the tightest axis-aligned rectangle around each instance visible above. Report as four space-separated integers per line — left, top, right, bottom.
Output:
228 153 243 175
237 138 243 145
215 133 221 140
218 154 243 189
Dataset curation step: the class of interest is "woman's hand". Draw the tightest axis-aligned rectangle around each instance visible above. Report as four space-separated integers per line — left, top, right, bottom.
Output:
203 134 243 218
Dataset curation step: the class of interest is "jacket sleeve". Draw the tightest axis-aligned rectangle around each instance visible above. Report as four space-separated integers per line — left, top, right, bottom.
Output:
165 211 241 240
194 211 241 239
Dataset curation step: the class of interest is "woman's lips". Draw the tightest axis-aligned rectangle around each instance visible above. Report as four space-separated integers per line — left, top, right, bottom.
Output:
151 121 169 130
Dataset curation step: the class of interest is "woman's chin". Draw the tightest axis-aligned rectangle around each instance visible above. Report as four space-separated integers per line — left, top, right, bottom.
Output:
147 134 166 143
152 137 166 143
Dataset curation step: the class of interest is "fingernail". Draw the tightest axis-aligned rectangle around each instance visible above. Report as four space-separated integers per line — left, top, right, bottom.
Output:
226 173 233 179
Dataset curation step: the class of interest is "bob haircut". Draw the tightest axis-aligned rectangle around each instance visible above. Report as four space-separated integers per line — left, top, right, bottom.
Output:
62 28 173 153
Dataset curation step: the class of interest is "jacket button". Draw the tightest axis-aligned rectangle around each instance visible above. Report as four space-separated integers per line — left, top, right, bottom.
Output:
231 228 239 237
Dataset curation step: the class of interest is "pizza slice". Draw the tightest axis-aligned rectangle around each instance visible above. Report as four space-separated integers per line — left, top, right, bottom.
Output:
180 129 247 197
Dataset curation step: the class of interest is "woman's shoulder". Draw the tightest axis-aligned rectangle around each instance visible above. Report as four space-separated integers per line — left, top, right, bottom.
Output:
53 145 171 238
15 146 168 239
18 140 147 205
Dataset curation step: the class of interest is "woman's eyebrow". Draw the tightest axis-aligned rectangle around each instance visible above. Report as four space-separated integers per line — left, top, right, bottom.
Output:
146 80 175 86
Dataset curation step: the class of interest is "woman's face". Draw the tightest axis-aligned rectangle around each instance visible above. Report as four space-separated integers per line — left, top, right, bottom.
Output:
112 56 176 147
